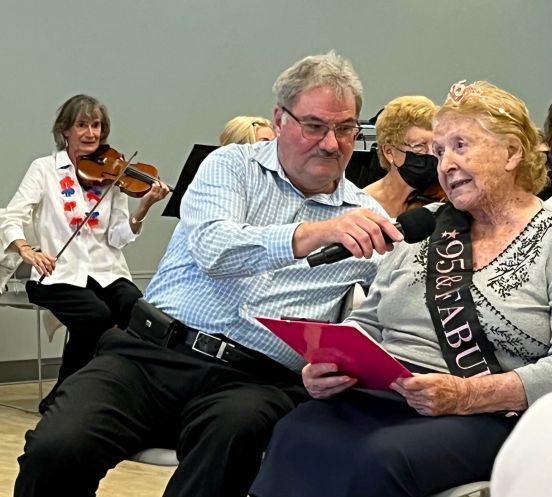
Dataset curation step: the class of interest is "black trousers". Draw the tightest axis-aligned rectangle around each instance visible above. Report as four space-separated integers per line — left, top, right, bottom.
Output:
251 390 518 497
26 277 142 386
14 329 308 497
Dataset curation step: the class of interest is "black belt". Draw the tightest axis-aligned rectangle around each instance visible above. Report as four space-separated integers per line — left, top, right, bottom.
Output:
173 326 244 364
127 299 298 381
171 324 297 381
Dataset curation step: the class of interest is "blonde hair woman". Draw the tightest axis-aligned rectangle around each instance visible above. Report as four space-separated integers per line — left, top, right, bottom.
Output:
364 95 445 217
219 115 275 145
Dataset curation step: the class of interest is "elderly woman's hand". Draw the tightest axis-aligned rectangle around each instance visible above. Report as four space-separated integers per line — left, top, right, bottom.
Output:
390 373 471 416
302 363 358 399
390 371 528 416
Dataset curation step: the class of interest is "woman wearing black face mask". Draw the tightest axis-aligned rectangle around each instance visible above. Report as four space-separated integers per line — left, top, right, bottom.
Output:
363 95 446 218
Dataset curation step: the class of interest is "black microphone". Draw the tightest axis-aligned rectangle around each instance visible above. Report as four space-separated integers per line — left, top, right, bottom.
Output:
307 207 436 267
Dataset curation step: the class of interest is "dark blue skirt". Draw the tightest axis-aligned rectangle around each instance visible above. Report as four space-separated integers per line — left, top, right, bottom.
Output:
250 390 517 497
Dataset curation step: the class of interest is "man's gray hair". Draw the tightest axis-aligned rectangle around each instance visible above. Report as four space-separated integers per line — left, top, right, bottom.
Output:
272 51 363 116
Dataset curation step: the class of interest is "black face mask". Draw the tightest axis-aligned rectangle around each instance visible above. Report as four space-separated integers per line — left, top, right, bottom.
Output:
397 151 438 190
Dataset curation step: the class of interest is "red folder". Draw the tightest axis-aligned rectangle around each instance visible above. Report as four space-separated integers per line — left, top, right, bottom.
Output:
257 316 412 390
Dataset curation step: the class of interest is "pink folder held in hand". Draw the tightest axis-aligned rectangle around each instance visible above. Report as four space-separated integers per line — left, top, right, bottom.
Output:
256 316 412 390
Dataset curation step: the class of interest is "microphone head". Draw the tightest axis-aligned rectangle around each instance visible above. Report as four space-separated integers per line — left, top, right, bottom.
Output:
396 207 436 243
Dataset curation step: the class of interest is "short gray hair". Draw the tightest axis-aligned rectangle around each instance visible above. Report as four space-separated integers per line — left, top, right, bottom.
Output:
272 51 363 116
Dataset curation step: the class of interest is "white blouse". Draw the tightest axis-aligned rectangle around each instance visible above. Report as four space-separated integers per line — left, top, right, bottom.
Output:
0 151 138 287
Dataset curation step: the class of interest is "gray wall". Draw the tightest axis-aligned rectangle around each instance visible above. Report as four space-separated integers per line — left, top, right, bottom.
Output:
1 0 551 364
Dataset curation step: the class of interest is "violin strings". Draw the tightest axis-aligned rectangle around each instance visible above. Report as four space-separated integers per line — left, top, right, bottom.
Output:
126 166 157 185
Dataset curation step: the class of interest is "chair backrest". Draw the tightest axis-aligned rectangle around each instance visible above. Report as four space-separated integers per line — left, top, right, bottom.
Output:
430 481 489 497
0 252 21 293
14 261 32 279
4 261 32 294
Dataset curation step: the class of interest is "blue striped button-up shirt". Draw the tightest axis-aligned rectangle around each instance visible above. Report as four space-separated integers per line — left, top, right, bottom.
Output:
145 139 387 370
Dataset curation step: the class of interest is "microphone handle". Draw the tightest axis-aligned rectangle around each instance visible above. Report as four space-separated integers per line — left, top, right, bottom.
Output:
307 222 404 267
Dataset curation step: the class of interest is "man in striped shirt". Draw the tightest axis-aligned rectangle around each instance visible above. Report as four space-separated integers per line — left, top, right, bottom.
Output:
15 51 400 497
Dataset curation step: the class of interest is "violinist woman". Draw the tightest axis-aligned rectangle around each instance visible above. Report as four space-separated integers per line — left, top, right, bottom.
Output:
0 94 169 414
363 95 446 218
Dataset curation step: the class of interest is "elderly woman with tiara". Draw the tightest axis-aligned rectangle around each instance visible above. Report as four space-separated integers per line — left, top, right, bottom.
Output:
250 80 552 497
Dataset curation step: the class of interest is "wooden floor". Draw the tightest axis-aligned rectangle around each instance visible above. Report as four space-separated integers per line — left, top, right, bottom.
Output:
0 381 173 497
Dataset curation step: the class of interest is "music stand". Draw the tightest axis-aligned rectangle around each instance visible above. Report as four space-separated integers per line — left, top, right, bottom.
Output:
162 144 218 218
345 148 385 189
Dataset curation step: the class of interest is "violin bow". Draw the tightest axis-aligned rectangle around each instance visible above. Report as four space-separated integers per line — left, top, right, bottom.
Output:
38 151 138 284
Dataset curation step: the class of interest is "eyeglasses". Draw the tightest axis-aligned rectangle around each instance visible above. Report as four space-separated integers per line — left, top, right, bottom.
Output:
393 142 432 155
282 107 361 142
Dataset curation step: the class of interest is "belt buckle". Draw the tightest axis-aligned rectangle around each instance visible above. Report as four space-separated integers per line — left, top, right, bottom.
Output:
191 331 234 362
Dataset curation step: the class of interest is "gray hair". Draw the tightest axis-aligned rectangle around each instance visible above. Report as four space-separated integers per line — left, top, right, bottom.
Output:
52 94 111 150
272 51 363 116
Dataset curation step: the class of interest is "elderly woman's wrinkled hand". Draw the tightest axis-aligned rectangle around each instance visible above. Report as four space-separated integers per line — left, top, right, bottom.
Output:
302 362 358 399
390 373 471 416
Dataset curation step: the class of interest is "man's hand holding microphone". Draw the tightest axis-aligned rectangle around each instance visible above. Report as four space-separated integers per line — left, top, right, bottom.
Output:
292 207 436 266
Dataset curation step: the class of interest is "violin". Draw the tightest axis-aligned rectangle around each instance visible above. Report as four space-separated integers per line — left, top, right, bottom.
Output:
77 144 173 197
406 182 447 211
37 145 171 285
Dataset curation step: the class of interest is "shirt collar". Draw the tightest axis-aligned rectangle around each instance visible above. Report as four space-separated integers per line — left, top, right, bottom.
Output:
54 150 74 170
251 139 362 207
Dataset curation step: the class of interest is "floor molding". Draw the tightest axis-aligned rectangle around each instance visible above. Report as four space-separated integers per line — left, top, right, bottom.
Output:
0 358 60 383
